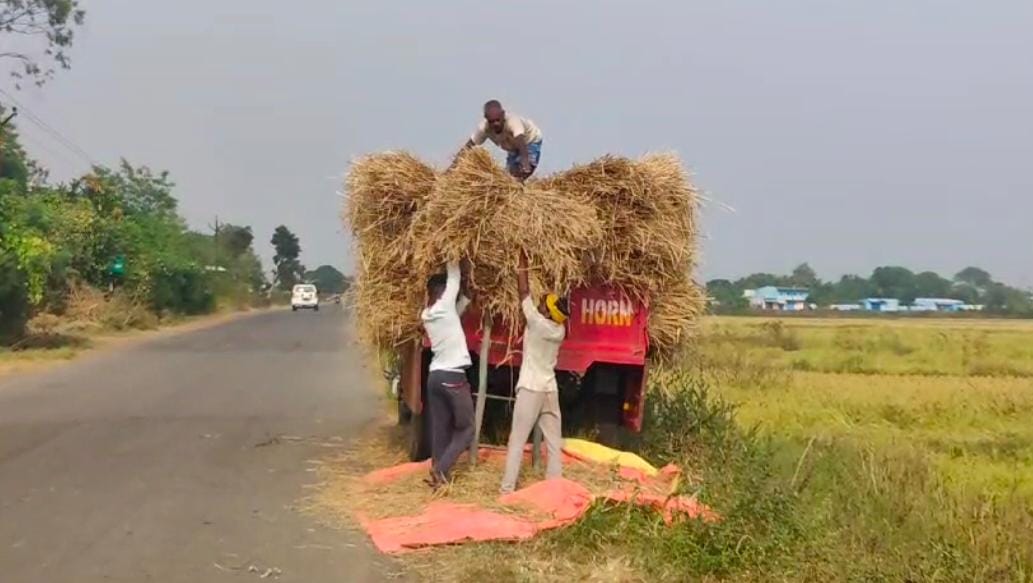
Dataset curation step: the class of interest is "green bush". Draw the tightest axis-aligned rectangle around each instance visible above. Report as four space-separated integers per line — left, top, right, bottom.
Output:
0 251 29 342
149 264 214 315
547 371 803 579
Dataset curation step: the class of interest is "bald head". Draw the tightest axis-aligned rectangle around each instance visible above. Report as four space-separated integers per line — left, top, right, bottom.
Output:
484 99 505 133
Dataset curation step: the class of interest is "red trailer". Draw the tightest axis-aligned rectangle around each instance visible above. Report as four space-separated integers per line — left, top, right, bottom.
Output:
397 285 650 460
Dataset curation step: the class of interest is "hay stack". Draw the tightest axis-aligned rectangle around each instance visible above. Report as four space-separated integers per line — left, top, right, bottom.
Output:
345 152 437 347
533 153 698 299
410 148 603 327
344 148 703 357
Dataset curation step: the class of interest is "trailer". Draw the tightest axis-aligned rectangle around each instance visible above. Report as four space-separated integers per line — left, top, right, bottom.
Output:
397 285 650 461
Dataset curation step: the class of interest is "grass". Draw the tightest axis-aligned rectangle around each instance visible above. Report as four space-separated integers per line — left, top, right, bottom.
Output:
324 316 1033 581
704 316 1033 377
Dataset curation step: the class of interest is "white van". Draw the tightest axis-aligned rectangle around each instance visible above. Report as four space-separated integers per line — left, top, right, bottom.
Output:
291 284 319 311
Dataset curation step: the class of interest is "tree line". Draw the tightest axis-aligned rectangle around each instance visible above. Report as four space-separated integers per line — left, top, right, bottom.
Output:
0 2 351 344
707 264 1033 315
0 122 350 343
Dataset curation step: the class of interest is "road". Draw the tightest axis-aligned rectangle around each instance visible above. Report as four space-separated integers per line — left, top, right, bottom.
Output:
0 307 402 582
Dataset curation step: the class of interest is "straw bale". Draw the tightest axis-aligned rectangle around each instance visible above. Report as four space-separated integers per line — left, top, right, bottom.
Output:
345 152 436 349
411 148 603 328
345 148 704 356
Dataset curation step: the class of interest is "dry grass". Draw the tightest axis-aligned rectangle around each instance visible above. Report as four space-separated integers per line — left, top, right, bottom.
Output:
411 148 604 330
344 149 705 355
307 424 626 526
306 423 680 582
344 152 437 347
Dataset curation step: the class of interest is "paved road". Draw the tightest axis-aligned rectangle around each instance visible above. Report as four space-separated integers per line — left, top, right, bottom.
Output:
0 307 401 582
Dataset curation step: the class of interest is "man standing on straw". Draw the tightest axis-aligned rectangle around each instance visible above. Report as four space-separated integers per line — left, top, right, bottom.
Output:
500 253 568 493
461 100 543 181
421 261 473 489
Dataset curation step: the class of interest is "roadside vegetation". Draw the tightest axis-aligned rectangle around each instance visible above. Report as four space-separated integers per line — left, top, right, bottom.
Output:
387 316 1033 582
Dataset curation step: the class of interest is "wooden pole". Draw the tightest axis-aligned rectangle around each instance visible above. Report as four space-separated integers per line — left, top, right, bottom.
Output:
470 317 492 466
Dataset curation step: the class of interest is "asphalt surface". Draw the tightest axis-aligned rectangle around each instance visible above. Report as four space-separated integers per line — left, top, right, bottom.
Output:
0 306 402 582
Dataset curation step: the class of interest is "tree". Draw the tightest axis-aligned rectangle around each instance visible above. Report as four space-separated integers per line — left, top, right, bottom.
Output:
954 266 993 289
789 263 819 288
829 274 873 303
271 225 303 290
0 0 86 86
984 283 1033 315
306 265 348 294
735 273 784 291
870 266 917 303
219 224 253 258
913 271 952 298
705 278 747 311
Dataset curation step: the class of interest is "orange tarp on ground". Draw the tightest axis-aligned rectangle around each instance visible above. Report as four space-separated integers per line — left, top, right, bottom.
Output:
356 443 718 554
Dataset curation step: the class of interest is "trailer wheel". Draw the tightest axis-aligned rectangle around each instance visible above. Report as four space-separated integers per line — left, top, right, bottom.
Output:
397 397 413 425
408 412 432 462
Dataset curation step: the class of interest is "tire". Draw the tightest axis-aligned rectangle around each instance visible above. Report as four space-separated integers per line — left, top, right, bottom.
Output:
397 397 413 425
291 306 297 312
408 412 432 462
314 305 319 312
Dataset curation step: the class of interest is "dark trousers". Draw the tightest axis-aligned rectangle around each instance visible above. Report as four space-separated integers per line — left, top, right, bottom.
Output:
427 369 474 478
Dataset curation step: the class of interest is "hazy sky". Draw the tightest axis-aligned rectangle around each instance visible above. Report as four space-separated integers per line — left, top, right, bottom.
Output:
8 0 1032 286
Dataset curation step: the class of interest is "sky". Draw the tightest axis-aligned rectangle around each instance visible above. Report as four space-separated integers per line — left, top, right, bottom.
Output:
6 0 1032 286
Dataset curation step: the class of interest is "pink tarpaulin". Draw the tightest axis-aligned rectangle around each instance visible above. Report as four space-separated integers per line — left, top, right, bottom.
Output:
355 447 719 554
360 502 537 553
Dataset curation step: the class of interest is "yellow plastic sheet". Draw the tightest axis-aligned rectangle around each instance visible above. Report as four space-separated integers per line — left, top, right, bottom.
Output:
562 438 659 476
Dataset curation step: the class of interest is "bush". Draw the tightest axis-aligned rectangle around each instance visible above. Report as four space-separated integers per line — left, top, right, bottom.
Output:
548 371 803 579
0 251 29 342
149 264 215 315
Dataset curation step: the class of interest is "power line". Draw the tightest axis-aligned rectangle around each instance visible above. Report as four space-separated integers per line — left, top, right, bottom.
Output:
0 87 99 169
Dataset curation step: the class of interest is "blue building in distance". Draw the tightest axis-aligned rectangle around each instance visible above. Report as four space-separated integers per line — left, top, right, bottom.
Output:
861 298 901 312
745 286 810 311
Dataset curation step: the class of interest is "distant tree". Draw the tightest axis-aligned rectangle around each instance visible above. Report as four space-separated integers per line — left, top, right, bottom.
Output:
86 161 179 219
984 283 1033 315
828 275 872 303
789 263 819 288
953 283 981 305
870 266 917 302
705 278 747 311
220 224 253 258
271 225 303 290
954 266 993 289
306 265 348 294
0 0 86 87
735 273 784 291
913 271 952 298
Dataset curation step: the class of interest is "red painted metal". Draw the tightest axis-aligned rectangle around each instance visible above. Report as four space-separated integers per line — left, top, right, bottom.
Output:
448 286 649 373
413 284 651 432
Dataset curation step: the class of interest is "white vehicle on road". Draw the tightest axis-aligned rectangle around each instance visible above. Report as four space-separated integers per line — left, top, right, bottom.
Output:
291 284 319 312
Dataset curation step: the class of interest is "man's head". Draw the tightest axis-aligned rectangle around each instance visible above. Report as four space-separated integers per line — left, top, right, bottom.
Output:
539 294 570 325
427 273 448 305
483 100 505 133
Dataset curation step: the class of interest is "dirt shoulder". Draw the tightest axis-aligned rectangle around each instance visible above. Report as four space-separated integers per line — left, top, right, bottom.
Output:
0 307 275 380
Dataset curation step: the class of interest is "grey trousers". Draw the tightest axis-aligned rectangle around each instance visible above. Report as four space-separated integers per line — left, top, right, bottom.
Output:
500 388 563 493
427 369 473 479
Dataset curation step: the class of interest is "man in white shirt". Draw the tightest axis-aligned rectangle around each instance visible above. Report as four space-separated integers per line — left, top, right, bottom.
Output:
420 261 472 488
461 100 543 181
500 253 568 493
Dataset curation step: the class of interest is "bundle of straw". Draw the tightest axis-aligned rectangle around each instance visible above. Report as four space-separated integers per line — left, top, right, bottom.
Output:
344 148 704 357
534 153 698 300
411 148 603 328
345 152 437 347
